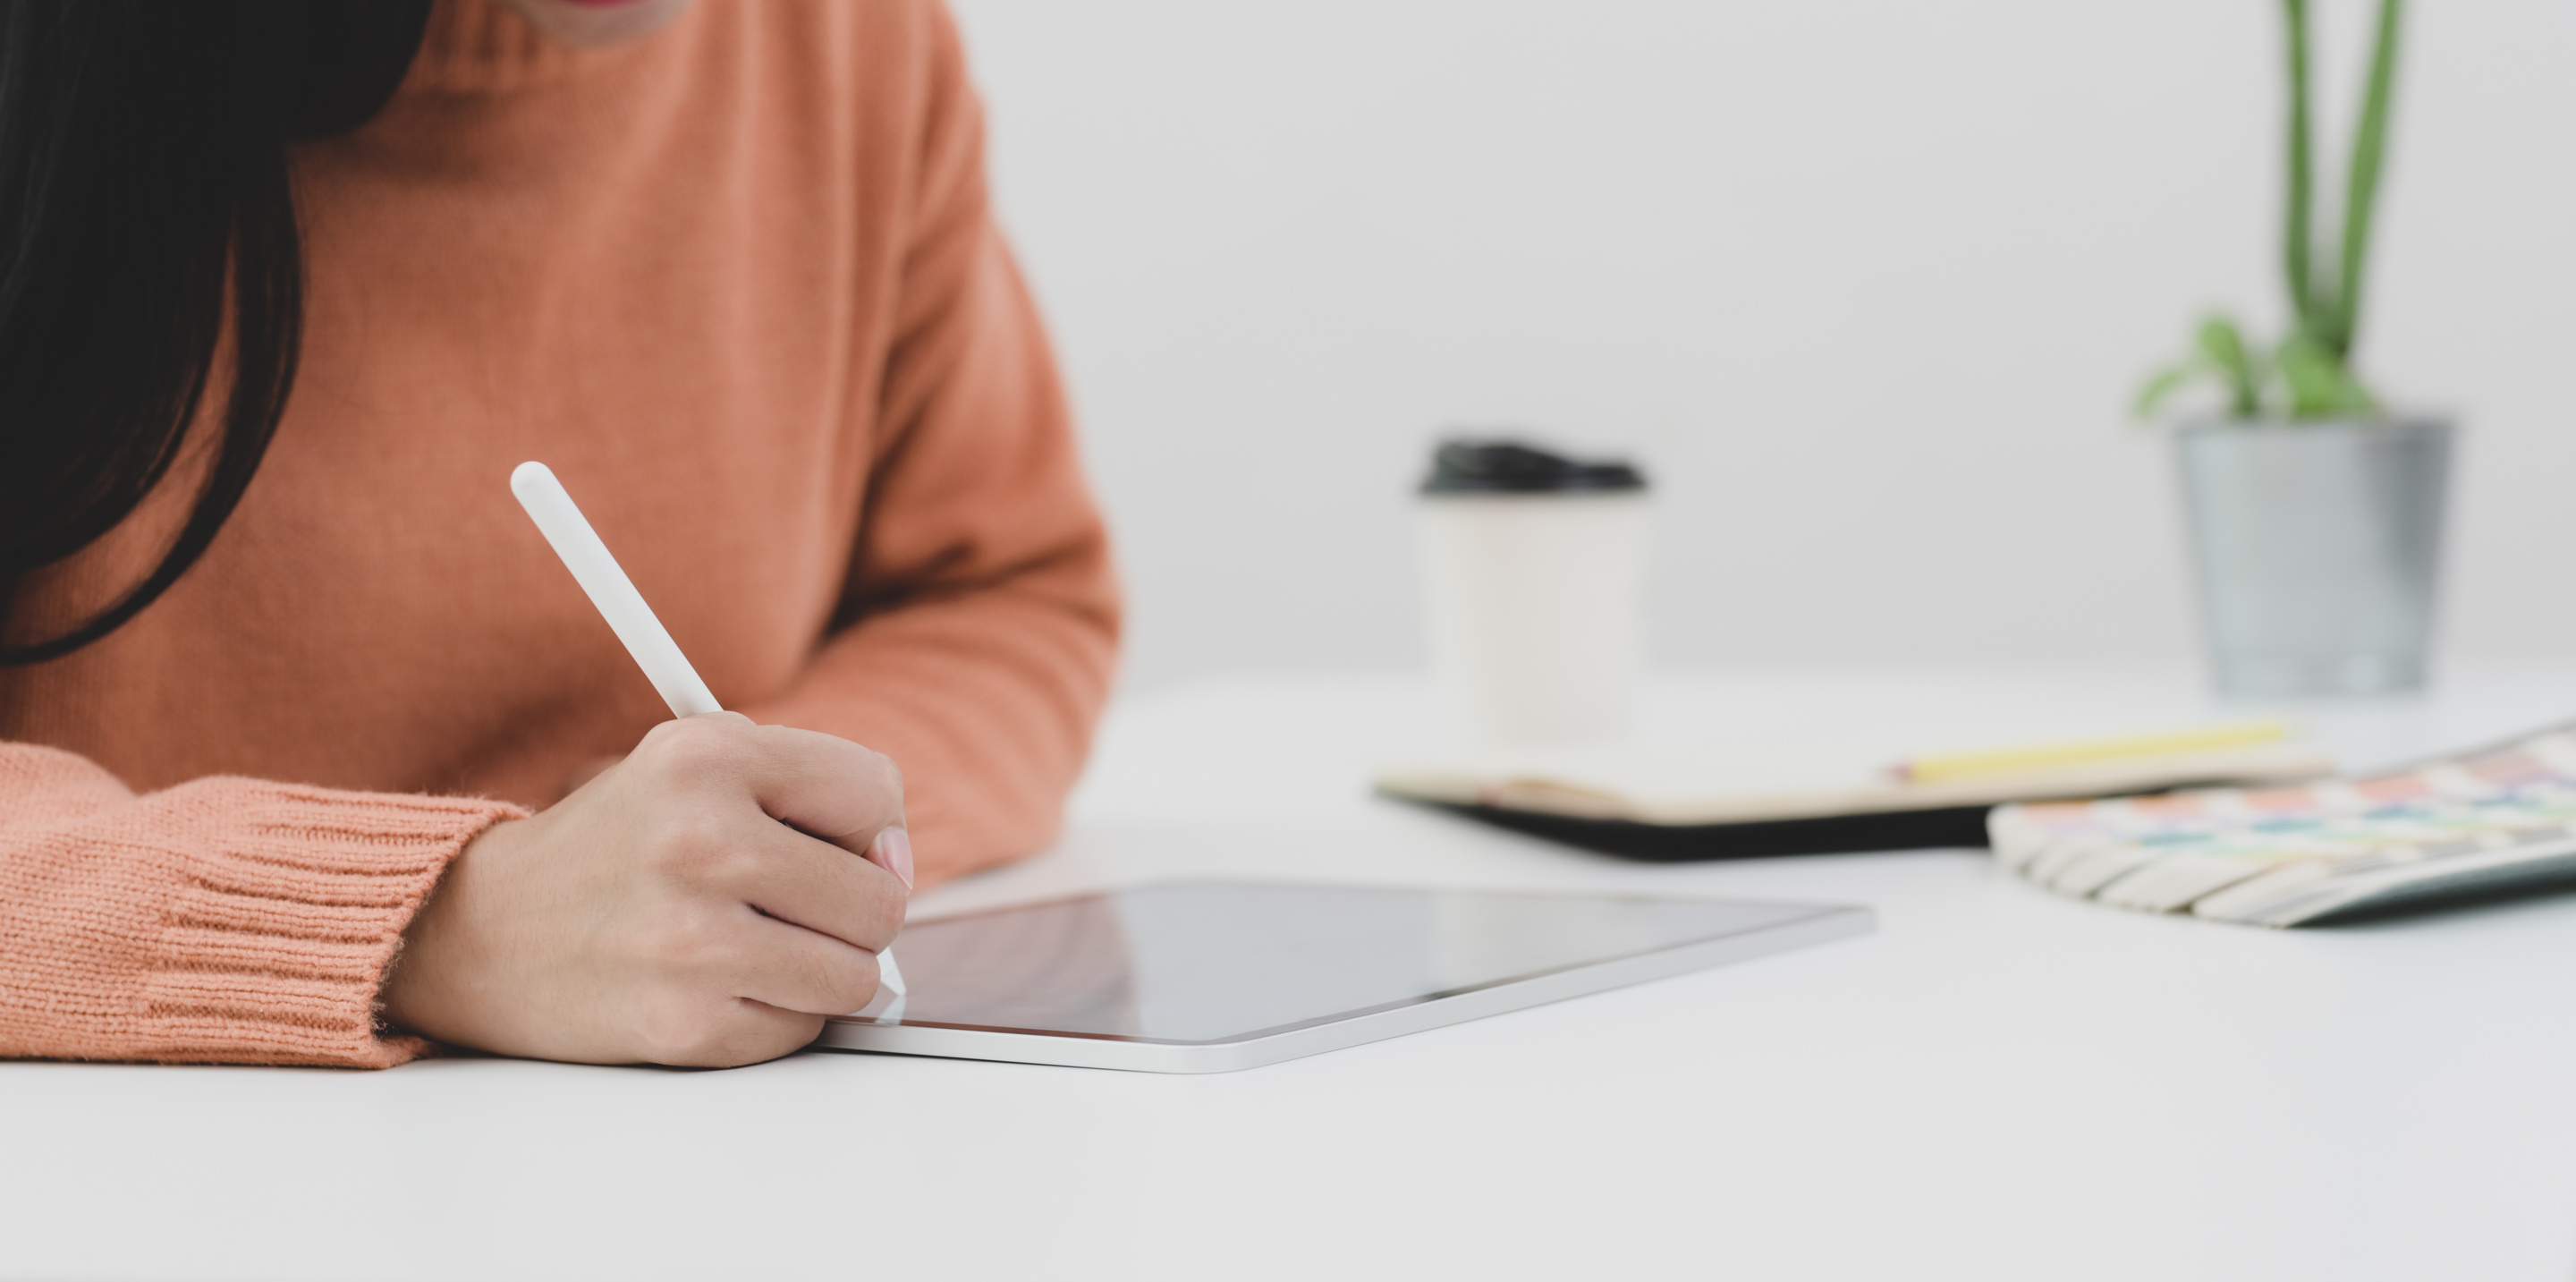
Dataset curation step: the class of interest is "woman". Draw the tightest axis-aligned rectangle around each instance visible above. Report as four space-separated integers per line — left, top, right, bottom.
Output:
0 0 1118 1068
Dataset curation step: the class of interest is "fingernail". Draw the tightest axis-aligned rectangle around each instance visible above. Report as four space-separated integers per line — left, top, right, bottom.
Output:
870 828 914 889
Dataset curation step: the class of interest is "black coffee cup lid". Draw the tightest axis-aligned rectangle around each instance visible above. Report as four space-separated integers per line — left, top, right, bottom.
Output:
1420 438 1646 495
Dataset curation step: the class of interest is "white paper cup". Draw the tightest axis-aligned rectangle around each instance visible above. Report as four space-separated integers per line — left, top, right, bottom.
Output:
1416 487 1648 744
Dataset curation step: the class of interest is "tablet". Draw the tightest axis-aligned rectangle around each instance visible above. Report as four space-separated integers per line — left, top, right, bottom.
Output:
816 881 1869 1073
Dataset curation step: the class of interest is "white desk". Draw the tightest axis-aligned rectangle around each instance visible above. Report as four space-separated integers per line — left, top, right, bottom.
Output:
8 666 2576 1281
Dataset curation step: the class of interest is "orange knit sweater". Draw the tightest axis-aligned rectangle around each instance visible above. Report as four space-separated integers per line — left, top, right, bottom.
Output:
0 0 1117 1066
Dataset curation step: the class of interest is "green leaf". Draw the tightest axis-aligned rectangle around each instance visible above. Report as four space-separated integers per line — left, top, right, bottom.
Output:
2134 363 2199 419
2282 0 2321 335
2276 333 2377 419
2195 315 2264 417
2330 0 2403 358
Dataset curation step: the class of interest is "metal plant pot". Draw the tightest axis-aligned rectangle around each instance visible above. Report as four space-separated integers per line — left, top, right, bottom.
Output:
2174 418 2453 697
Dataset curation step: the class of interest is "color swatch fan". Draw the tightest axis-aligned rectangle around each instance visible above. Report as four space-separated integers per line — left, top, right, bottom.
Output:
1989 726 2576 926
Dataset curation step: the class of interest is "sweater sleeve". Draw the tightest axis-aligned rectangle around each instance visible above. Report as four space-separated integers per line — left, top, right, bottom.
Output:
0 744 521 1067
736 4 1119 887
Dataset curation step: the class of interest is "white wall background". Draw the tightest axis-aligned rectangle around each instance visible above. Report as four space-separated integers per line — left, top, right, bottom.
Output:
945 0 2576 692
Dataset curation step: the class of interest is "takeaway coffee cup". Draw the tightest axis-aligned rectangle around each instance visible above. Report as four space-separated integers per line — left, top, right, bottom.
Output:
1414 439 1648 743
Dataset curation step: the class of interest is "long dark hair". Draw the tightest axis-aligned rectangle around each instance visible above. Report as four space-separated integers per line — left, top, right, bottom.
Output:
0 1 430 666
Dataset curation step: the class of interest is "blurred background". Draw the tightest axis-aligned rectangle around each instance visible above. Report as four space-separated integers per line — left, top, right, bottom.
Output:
946 0 2576 692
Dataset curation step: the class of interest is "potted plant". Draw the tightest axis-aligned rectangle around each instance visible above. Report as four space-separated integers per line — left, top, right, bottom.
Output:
2138 0 2449 698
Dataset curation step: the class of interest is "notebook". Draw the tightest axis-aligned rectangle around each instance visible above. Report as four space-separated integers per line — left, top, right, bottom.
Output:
1989 724 2576 926
1375 735 2334 860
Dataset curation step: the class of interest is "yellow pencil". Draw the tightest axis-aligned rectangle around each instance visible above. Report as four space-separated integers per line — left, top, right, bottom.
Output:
1897 719 2292 785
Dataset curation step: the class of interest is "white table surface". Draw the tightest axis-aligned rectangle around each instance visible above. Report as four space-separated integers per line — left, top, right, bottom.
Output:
8 664 2576 1281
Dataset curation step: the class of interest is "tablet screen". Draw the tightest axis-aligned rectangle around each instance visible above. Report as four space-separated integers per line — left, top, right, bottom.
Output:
869 882 1820 1043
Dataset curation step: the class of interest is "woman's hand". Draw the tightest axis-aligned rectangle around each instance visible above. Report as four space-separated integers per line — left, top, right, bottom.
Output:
382 713 911 1067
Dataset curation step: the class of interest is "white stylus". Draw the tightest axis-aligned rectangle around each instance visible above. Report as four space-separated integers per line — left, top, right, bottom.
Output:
508 462 906 1019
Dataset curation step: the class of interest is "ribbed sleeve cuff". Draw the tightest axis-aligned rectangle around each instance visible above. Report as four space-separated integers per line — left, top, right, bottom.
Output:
131 782 525 1068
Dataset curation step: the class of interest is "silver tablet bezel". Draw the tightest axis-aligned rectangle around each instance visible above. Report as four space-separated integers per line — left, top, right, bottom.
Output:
812 885 1871 1074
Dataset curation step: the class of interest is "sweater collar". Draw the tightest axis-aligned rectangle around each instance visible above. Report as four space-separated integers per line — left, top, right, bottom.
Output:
402 0 595 94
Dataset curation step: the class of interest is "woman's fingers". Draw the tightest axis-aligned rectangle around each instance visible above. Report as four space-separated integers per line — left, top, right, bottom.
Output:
867 826 914 889
723 819 906 954
633 994 832 1068
727 913 885 1017
762 727 905 856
